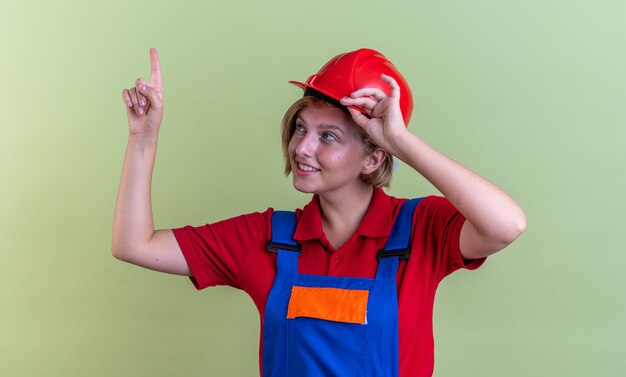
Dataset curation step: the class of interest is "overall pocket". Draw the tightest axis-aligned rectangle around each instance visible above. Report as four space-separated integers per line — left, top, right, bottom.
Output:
286 286 369 377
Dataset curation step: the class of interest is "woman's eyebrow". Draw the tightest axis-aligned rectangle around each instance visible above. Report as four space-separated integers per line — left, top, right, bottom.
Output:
296 116 345 135
318 124 345 135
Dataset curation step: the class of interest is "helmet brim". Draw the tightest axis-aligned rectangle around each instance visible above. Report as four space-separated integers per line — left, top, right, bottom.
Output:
288 80 369 117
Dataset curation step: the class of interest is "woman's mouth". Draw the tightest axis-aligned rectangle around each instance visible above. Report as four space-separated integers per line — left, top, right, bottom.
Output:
295 162 320 175
298 162 319 172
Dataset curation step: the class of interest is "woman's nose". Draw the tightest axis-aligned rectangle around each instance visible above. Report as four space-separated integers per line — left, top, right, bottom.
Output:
295 133 317 157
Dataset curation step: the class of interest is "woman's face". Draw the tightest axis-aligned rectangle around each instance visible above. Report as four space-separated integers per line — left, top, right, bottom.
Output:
288 104 372 197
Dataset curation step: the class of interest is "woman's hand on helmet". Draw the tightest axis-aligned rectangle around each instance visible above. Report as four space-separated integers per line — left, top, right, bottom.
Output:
121 48 164 137
340 74 409 156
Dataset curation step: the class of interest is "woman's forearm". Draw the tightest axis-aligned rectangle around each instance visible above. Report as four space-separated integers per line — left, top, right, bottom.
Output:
111 134 159 261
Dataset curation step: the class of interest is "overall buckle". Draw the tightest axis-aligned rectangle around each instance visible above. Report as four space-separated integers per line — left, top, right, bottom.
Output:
376 248 410 261
267 241 302 255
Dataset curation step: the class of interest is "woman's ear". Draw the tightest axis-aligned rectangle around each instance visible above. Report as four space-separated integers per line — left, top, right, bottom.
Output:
362 148 387 175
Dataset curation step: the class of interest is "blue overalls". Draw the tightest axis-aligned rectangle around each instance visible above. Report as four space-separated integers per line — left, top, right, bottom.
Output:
263 198 422 377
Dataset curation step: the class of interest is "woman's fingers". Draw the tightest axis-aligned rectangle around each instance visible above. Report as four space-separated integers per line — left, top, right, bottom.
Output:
138 93 146 108
135 78 149 108
149 48 163 93
340 96 378 112
380 74 401 99
350 87 387 101
122 79 163 119
137 78 161 106
122 89 133 108
347 74 400 103
347 107 370 129
128 87 144 115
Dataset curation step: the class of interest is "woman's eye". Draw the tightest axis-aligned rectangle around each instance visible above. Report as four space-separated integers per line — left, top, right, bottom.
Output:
295 124 305 133
322 132 337 141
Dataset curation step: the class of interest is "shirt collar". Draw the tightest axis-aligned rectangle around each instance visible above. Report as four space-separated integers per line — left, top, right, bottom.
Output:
293 187 395 241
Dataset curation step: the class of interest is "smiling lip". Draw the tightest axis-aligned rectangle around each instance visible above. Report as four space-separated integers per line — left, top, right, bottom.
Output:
295 162 320 176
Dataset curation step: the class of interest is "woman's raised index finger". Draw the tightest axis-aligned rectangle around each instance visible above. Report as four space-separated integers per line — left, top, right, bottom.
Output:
149 48 162 89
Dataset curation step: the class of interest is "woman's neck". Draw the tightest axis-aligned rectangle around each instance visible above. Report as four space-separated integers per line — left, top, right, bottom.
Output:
318 184 375 249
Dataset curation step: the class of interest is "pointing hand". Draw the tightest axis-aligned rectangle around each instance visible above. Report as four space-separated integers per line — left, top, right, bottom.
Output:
121 48 164 137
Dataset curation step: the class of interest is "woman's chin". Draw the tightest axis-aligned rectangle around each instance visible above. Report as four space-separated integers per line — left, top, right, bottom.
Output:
291 179 316 194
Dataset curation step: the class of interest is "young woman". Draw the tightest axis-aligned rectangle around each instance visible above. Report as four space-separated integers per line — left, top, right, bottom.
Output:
113 48 526 377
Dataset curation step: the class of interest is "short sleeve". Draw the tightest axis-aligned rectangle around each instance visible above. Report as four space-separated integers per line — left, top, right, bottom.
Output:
414 196 485 280
172 209 273 290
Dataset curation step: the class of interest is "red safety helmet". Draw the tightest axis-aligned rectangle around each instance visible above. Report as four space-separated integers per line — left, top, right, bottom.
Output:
289 48 413 126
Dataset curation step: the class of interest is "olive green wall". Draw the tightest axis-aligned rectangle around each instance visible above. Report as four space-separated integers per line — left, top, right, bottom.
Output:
1 0 624 376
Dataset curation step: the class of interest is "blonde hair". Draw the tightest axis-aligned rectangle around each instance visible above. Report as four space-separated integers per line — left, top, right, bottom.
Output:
280 96 394 188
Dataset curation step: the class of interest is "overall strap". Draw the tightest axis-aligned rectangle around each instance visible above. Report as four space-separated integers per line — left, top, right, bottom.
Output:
268 211 301 254
376 198 423 280
268 210 301 276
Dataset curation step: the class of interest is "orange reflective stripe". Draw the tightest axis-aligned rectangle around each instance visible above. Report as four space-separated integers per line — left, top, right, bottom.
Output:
287 286 369 324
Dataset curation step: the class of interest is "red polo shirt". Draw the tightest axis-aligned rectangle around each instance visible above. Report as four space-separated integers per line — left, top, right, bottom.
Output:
173 188 485 377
